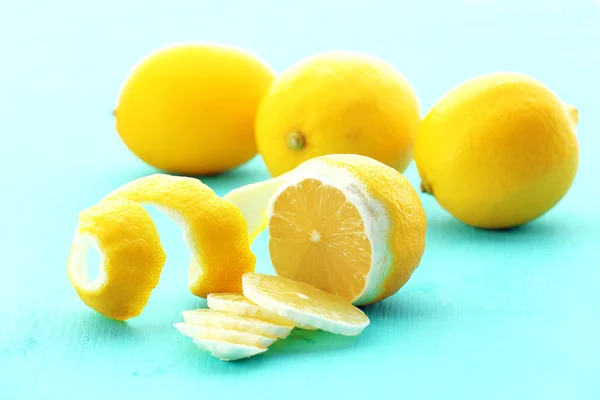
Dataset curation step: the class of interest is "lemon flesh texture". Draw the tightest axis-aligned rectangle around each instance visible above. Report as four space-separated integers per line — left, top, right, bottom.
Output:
227 154 426 305
115 43 274 175
192 338 267 361
102 174 255 297
415 72 579 229
174 322 276 348
255 51 420 177
181 309 292 339
67 200 166 321
242 273 370 336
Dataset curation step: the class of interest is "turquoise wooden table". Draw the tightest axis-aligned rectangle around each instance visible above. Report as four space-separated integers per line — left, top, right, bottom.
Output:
1 1 599 398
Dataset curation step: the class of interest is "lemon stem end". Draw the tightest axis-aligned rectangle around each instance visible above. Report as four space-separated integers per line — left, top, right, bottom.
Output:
286 131 306 151
420 181 433 195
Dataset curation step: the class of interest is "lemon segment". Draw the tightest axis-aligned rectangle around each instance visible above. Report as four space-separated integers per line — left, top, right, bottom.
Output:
192 338 267 361
101 174 255 297
181 309 293 339
242 273 370 336
174 322 276 348
67 200 166 321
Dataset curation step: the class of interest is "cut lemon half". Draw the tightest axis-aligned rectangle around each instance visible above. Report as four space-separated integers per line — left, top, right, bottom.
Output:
181 309 292 339
174 322 276 348
192 338 266 361
101 174 255 297
67 199 166 320
226 154 427 305
242 273 370 336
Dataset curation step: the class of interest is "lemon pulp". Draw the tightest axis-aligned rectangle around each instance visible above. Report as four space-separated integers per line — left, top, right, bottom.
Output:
269 178 372 301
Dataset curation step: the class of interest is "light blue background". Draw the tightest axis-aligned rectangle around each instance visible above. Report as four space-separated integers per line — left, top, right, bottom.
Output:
1 0 599 399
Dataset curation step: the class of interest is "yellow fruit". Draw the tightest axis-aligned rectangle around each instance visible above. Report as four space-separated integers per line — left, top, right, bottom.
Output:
255 51 420 177
67 199 166 321
242 273 370 336
414 72 579 229
174 322 276 348
181 309 293 339
226 154 427 306
115 43 275 175
101 174 255 296
207 293 296 327
192 338 267 361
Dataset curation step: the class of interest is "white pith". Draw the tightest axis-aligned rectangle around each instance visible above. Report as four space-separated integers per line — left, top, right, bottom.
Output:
67 231 107 292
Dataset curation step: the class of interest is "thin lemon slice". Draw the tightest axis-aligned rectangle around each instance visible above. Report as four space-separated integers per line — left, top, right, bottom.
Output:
67 200 166 320
207 293 317 330
181 309 292 339
174 322 276 348
192 338 267 361
223 175 287 243
207 293 295 327
242 273 370 336
101 174 255 296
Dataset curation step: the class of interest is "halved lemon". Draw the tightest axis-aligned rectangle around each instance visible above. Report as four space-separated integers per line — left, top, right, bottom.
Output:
242 273 370 336
174 322 276 348
181 309 293 339
226 154 427 305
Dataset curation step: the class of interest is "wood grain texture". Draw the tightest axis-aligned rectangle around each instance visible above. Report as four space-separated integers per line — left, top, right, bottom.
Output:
1 0 600 399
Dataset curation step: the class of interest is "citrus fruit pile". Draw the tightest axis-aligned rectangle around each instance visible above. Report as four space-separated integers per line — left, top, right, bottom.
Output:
68 42 580 362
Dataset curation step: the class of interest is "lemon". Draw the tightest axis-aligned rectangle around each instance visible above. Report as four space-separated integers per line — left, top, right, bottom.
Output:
174 323 276 348
102 174 256 297
181 309 293 339
67 199 166 321
115 43 274 175
242 273 370 336
414 72 579 229
255 51 420 177
226 154 427 306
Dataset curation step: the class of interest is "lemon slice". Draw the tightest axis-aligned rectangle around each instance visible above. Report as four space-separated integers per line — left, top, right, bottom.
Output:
101 174 255 297
223 175 287 243
181 309 293 339
207 293 317 330
192 338 267 361
207 293 294 327
225 154 427 306
242 273 370 336
67 199 166 320
174 322 276 348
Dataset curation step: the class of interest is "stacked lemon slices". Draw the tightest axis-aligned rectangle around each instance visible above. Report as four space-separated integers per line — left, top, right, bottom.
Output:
174 273 369 361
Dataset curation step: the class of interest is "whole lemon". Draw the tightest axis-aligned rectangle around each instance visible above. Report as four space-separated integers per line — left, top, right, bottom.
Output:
414 72 579 229
115 43 275 175
255 51 420 177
